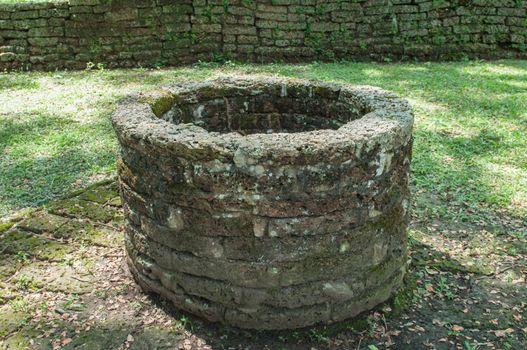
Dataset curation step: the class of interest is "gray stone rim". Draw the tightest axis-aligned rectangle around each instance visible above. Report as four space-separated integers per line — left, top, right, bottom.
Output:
112 75 414 164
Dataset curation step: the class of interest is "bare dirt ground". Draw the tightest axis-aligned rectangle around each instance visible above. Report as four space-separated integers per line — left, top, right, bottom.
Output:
0 180 525 350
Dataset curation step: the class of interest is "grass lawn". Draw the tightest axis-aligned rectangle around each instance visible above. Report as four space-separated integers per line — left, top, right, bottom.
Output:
0 0 58 3
1 60 526 218
0 60 526 349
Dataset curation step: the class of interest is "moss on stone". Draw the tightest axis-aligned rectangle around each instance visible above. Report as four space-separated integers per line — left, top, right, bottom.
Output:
429 259 494 276
2 329 47 350
278 311 371 343
0 221 15 234
13 262 94 294
139 89 175 117
129 326 185 349
167 181 189 193
107 196 122 207
17 211 69 234
0 304 30 338
63 178 116 200
0 283 16 305
62 326 131 350
318 314 370 337
77 185 120 205
0 257 20 280
51 219 91 240
48 199 117 223
0 230 73 262
50 219 121 247
391 271 418 314
84 227 122 247
3 320 58 350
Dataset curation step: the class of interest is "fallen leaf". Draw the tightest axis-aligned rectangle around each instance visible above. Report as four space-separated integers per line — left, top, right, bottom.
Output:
432 319 445 327
495 328 514 337
452 325 464 332
414 325 425 332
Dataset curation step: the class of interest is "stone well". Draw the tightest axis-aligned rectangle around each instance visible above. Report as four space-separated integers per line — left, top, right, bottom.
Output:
112 76 414 330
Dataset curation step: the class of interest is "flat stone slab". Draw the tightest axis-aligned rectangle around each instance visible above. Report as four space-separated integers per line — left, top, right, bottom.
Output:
1 229 73 262
0 305 28 338
12 262 95 294
17 211 69 235
47 199 120 223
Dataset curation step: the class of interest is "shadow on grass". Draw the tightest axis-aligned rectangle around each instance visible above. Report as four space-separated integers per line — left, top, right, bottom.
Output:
0 72 40 92
1 60 526 216
412 128 516 207
0 116 116 215
0 113 71 152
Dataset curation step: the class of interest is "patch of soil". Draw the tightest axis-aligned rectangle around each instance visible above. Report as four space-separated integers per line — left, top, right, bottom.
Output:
0 181 525 349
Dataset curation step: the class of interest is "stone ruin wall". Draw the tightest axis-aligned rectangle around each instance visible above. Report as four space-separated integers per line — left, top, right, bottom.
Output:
1 0 526 70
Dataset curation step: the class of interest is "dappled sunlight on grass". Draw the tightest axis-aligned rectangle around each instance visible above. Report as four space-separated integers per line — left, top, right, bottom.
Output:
501 79 527 89
356 68 386 77
1 60 526 217
0 111 115 214
410 228 498 275
462 62 527 78
407 97 447 113
481 162 527 210
0 73 40 91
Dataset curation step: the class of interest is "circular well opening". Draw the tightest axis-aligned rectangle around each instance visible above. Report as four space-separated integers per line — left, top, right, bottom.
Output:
159 83 365 135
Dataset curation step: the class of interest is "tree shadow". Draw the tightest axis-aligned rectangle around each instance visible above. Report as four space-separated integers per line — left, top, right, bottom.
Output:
0 113 70 153
0 72 40 92
412 127 522 210
0 116 116 215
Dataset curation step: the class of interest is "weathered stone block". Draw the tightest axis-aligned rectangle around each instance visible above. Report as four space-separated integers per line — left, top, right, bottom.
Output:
0 52 15 61
105 8 138 22
11 10 40 20
28 26 63 37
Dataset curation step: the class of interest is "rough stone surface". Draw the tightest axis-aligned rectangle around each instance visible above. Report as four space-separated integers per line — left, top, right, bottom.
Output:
0 0 526 70
112 75 414 330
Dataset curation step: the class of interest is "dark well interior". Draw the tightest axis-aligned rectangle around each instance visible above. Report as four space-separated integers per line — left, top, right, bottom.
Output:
160 87 364 134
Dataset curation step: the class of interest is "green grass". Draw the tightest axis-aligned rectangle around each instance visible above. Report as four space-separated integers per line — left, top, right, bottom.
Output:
1 60 526 217
0 0 58 4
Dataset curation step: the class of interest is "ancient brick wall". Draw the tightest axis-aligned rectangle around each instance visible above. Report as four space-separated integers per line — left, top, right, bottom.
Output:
1 0 526 70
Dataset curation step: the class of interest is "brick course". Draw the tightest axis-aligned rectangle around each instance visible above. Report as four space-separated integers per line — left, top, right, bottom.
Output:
0 0 526 70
